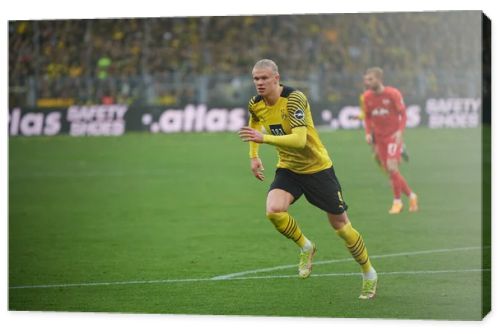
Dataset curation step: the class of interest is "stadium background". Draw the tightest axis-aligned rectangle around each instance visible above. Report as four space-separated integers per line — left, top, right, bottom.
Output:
8 11 489 320
9 12 482 136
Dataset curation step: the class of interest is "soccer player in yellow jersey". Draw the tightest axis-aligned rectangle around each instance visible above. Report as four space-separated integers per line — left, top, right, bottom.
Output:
238 59 378 299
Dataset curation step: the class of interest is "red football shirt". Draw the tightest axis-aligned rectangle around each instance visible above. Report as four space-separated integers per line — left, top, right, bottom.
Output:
363 86 407 139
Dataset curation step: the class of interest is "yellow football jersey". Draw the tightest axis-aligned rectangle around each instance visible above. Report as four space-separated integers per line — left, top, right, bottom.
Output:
248 85 332 174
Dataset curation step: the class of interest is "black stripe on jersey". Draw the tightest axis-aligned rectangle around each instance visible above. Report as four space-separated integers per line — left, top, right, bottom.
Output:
249 110 259 122
280 85 296 97
289 118 304 128
289 119 306 128
287 91 308 127
290 125 307 130
253 95 263 103
287 101 304 110
247 99 254 111
289 116 307 127
288 92 307 108
248 95 263 121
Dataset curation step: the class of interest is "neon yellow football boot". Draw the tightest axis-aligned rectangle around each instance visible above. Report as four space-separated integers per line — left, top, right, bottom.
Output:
359 277 378 300
298 243 317 279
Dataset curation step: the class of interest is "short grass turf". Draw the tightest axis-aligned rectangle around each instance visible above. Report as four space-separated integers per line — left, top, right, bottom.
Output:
8 127 489 320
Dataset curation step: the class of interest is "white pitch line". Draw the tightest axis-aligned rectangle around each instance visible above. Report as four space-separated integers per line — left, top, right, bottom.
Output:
9 246 490 289
233 268 490 281
9 268 489 290
9 277 212 290
211 245 487 280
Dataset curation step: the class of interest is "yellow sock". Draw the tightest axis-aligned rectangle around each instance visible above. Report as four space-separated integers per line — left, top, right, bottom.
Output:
336 222 373 273
266 212 306 248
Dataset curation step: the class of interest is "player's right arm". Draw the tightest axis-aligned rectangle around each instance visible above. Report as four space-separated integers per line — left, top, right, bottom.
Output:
358 94 366 121
248 111 261 159
247 101 265 181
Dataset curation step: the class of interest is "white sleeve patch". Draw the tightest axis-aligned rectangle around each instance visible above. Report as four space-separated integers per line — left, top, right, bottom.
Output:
294 109 305 120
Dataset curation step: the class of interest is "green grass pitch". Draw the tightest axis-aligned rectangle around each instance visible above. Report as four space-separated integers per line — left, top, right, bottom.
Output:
8 127 488 320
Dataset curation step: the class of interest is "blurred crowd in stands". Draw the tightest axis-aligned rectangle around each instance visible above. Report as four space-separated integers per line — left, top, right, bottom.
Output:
9 12 481 107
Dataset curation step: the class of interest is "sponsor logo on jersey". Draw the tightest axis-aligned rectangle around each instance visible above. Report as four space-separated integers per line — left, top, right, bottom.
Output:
294 109 305 120
372 108 390 116
382 99 391 105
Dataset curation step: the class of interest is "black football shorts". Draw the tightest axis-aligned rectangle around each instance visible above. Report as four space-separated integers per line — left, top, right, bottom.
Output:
269 167 348 215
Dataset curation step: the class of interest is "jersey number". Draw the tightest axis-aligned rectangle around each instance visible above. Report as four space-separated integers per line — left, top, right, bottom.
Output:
269 124 286 136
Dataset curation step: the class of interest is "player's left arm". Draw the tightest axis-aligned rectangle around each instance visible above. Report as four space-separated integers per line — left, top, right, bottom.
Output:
263 91 308 148
392 89 407 144
262 127 307 149
239 126 307 149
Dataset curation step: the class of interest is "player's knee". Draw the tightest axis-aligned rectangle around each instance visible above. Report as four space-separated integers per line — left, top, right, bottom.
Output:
266 209 284 220
386 159 399 172
327 212 349 230
266 200 289 215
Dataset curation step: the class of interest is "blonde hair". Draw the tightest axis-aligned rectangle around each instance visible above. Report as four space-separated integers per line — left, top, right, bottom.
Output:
365 67 384 80
253 59 279 74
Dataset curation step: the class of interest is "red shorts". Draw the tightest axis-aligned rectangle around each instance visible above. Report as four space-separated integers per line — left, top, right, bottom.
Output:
375 136 402 168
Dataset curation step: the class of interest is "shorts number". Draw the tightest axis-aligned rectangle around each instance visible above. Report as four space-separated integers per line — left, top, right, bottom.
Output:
337 191 344 204
388 143 398 156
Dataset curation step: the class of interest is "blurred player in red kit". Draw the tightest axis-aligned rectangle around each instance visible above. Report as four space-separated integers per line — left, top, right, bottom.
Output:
359 74 410 170
362 67 418 214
